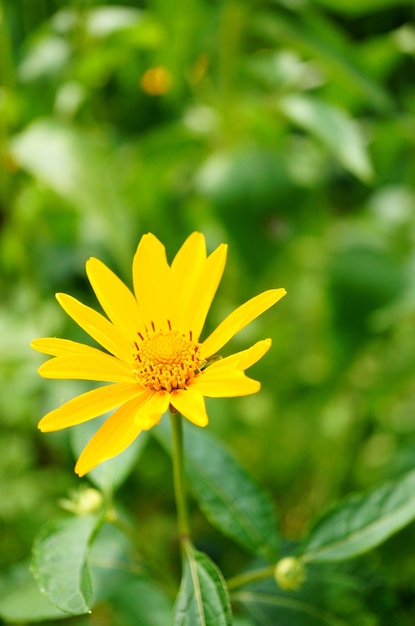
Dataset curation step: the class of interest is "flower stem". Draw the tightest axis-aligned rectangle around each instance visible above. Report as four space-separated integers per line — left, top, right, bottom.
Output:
226 565 275 591
170 412 191 544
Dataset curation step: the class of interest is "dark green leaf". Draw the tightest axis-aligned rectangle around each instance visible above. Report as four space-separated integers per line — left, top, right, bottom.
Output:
173 546 232 626
31 514 99 615
155 420 279 562
301 469 415 562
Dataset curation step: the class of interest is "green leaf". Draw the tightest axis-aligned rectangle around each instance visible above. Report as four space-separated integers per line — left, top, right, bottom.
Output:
312 0 412 17
301 468 415 562
85 7 143 38
173 546 233 626
234 584 350 626
154 420 279 562
31 514 99 615
279 95 373 182
70 415 149 494
89 522 173 624
0 563 68 623
232 564 374 626
254 11 392 113
10 120 134 265
113 578 173 626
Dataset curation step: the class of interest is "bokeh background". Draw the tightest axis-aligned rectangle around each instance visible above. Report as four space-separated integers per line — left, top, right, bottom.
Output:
1 0 415 623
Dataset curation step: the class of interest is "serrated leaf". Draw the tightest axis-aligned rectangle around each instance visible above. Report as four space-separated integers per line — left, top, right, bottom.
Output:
154 420 279 562
70 415 149 494
279 95 373 181
31 514 99 615
301 468 415 562
173 546 233 626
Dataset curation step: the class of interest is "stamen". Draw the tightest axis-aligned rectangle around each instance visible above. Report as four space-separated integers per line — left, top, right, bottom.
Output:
133 327 202 393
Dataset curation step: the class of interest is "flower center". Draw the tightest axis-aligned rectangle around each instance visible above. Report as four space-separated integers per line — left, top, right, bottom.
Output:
133 325 202 393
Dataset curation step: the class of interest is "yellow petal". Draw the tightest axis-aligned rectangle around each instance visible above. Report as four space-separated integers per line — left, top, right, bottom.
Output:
38 353 136 383
169 232 207 330
86 257 145 339
75 389 169 475
133 389 170 429
212 339 272 371
190 367 261 397
185 243 227 341
190 339 271 397
74 392 153 476
132 233 171 331
201 288 286 358
56 293 133 362
38 382 144 432
31 338 111 358
170 388 209 426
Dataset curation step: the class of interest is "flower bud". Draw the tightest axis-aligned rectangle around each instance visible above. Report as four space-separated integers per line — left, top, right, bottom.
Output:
274 557 305 591
59 487 103 515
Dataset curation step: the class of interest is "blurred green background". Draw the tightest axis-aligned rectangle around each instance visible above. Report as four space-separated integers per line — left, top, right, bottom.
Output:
1 0 415 623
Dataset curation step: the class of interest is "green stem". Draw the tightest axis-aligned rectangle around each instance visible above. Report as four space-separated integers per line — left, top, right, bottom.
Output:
170 411 191 544
226 565 275 591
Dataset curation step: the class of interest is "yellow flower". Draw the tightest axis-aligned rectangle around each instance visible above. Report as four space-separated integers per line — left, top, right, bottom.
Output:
31 233 286 476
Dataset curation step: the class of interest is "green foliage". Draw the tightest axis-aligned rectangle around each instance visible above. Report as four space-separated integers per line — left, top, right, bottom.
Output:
301 468 415 562
173 546 233 626
31 515 98 614
155 420 279 563
1 0 415 623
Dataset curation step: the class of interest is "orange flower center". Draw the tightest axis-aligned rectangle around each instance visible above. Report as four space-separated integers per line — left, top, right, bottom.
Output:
133 326 202 393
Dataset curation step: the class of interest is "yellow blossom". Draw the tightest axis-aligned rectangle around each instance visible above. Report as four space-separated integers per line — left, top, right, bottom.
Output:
31 233 286 476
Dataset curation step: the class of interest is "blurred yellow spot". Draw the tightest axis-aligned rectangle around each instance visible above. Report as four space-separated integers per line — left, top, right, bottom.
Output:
140 66 173 96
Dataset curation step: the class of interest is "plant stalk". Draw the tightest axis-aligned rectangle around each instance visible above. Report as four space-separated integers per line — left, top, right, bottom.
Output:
170 412 191 544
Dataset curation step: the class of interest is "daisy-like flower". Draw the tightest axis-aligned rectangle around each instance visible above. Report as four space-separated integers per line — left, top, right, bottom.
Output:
31 233 286 476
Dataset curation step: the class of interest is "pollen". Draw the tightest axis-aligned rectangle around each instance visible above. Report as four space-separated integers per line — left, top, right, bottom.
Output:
133 325 202 393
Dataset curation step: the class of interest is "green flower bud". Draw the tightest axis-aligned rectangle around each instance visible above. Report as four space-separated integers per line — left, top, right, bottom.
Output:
59 487 103 515
274 557 305 591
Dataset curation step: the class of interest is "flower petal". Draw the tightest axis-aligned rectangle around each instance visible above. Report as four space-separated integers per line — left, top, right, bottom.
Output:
190 339 271 397
201 288 286 358
38 353 136 382
185 243 227 341
75 389 170 475
38 383 144 431
169 232 207 330
190 367 261 397
56 293 133 362
86 257 145 339
132 233 171 331
74 392 152 476
170 388 209 426
211 339 272 371
31 338 110 358
134 389 170 429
